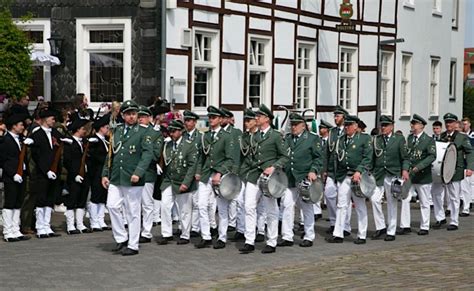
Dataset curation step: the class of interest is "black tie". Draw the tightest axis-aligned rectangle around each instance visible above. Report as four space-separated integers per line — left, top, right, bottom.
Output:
322 139 326 147
261 131 265 138
346 137 352 146
173 141 177 151
211 131 216 140
124 126 129 136
293 135 298 144
413 136 418 145
338 128 343 136
384 135 389 145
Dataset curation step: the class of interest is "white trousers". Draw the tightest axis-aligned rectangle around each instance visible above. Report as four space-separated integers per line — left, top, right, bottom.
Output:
197 180 213 240
257 197 266 235
161 186 193 239
191 189 200 232
216 196 231 242
313 202 322 215
235 182 246 234
35 206 54 235
371 185 387 231
141 183 155 239
107 184 143 251
410 184 431 230
2 209 14 239
461 174 473 214
446 181 462 226
228 199 237 228
334 177 367 239
89 203 108 229
153 199 161 223
431 182 446 222
209 189 217 229
281 188 315 241
400 188 413 228
244 182 279 247
324 176 337 226
383 177 400 236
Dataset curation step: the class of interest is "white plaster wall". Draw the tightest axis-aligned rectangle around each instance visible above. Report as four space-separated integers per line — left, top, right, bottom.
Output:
223 15 246 54
221 59 245 104
318 30 339 62
165 54 188 103
275 21 295 59
274 64 294 106
166 8 188 49
359 71 377 106
317 68 338 106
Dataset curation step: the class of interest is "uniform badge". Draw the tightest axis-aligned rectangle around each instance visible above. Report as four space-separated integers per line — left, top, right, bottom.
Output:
352 144 356 149
129 145 136 154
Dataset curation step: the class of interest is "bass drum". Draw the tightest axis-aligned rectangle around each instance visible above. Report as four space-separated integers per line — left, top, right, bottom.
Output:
258 168 288 199
212 173 242 200
298 178 324 204
432 142 457 184
351 171 376 199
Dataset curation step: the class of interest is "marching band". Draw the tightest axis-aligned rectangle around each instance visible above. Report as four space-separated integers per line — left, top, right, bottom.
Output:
0 97 473 256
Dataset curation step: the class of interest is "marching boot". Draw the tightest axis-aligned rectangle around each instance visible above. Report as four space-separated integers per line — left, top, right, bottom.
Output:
76 208 91 233
65 210 79 235
12 209 24 238
35 207 46 237
2 209 14 241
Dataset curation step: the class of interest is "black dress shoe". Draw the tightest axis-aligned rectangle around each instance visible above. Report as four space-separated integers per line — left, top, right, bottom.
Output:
112 241 128 252
433 219 447 229
79 228 92 234
210 228 218 238
396 227 412 235
325 226 335 234
460 212 470 217
67 230 81 235
102 226 112 231
17 235 31 241
447 224 458 231
48 233 61 237
177 238 190 245
325 236 343 243
353 238 366 245
92 228 103 232
314 214 322 221
195 239 212 249
121 248 139 256
139 236 152 243
239 243 255 254
277 239 294 247
343 230 351 237
156 236 173 245
4 237 20 242
261 245 276 254
371 228 387 240
417 229 429 235
232 232 245 241
384 235 396 241
255 233 265 242
36 234 49 239
299 240 313 247
213 239 226 249
227 226 236 232
190 231 200 238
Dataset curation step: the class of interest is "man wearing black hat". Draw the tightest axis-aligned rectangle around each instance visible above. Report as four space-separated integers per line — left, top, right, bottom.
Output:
239 104 289 254
0 113 31 242
406 114 436 235
437 113 474 230
87 113 111 231
63 118 92 234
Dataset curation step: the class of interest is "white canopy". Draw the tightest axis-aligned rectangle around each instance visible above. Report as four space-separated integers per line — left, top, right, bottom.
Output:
30 51 61 66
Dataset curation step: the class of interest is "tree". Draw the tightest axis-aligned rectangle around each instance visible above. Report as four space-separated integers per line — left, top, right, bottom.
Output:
0 2 32 100
463 85 474 121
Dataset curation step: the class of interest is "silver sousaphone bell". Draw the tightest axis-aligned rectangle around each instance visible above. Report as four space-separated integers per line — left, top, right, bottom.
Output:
390 177 411 201
297 177 324 204
350 171 377 199
212 173 242 200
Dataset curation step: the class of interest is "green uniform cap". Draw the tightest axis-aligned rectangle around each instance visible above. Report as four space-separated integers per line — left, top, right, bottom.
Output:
411 114 427 125
244 108 256 119
220 107 233 118
379 115 394 125
344 115 360 125
120 100 139 113
256 104 274 119
207 105 225 117
183 110 200 120
138 105 152 116
443 113 458 122
289 112 305 124
168 119 185 131
319 119 334 129
334 105 349 116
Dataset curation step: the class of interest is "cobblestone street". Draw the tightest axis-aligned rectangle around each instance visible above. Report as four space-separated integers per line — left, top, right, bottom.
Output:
0 204 472 289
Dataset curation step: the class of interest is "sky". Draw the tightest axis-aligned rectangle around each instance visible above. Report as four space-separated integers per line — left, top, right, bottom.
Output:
466 0 474 48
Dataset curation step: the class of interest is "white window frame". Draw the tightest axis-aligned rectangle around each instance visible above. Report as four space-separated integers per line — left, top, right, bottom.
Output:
400 54 412 116
191 28 219 113
452 0 459 28
403 0 415 9
15 19 51 106
247 35 272 109
449 59 457 101
76 18 131 110
429 58 440 116
432 0 442 15
296 41 316 112
338 47 358 114
380 51 394 115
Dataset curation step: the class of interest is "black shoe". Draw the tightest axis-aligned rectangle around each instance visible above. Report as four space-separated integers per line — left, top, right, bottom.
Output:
354 238 366 245
17 235 31 241
343 230 351 237
396 227 412 235
213 239 226 249
121 248 139 256
139 236 152 243
325 236 343 243
102 226 112 231
47 233 61 237
371 228 387 240
79 228 92 234
445 210 451 216
210 228 218 238
277 239 294 247
190 231 200 238
177 238 190 245
417 229 429 235
232 232 245 241
299 240 313 247
4 237 20 242
67 230 81 235
325 226 335 234
239 243 255 254
433 219 447 229
447 224 458 231
36 234 49 239
255 234 265 242
314 214 322 221
156 236 173 245
460 212 470 217
92 228 103 232
227 226 236 232
195 239 212 249
261 245 276 254
112 241 128 252
384 235 396 241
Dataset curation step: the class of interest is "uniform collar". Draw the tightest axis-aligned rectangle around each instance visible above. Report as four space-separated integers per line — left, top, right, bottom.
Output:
187 128 196 137
414 131 423 139
73 135 82 143
8 131 19 139
211 126 221 135
41 126 52 133
260 125 271 135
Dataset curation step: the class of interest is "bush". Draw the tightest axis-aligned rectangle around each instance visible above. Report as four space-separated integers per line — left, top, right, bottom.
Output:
463 85 474 121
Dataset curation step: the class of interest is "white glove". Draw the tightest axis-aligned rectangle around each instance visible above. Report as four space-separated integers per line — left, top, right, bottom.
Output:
75 175 84 183
13 174 23 183
23 138 34 145
164 137 172 143
88 137 99 143
60 138 73 144
156 164 163 175
47 171 57 180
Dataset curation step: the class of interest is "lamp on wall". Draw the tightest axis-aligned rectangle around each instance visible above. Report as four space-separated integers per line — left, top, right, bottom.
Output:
47 34 64 57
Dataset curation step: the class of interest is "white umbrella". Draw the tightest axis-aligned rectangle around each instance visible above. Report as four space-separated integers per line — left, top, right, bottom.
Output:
30 51 61 66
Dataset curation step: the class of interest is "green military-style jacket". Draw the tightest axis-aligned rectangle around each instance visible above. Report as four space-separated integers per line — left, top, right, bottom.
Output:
160 137 198 194
238 130 256 182
335 132 373 183
372 133 410 186
439 131 474 182
185 128 204 179
198 127 234 182
245 127 289 184
284 130 323 188
223 124 243 173
406 132 436 184
324 126 344 179
102 123 154 186
143 125 164 183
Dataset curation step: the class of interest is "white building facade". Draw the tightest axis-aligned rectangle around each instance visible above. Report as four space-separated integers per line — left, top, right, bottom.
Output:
164 0 465 134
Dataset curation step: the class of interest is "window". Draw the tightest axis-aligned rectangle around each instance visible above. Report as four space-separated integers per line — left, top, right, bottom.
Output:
76 18 131 106
339 48 357 113
15 19 51 102
449 59 456 101
248 37 271 109
452 0 459 27
296 43 316 110
380 52 394 115
432 0 441 13
192 30 218 109
429 58 440 116
400 54 412 116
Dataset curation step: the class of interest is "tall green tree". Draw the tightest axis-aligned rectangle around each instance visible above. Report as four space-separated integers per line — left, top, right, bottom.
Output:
463 85 474 121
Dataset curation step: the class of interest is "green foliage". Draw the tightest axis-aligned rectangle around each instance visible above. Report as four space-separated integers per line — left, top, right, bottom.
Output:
463 85 474 121
0 9 33 99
